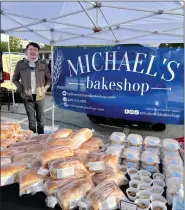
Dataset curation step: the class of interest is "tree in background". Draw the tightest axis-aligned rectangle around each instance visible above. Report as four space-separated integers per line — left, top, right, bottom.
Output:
0 36 23 52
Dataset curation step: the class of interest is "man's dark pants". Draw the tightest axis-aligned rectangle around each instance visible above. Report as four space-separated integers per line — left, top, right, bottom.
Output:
23 94 45 134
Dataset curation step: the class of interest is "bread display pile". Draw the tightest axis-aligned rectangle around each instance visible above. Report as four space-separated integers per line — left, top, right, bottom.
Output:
1 122 33 148
0 125 184 210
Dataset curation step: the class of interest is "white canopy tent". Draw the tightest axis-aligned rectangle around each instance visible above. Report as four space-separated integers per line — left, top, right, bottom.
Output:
1 1 184 130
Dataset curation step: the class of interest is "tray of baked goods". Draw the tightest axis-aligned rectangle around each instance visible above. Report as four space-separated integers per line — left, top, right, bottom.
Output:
1 122 184 210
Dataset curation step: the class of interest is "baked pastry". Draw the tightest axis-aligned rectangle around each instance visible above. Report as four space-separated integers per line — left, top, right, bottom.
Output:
1 126 14 139
49 158 89 180
40 146 73 168
70 128 93 149
1 122 21 133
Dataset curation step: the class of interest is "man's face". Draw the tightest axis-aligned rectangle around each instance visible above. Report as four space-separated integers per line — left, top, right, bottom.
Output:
27 45 39 60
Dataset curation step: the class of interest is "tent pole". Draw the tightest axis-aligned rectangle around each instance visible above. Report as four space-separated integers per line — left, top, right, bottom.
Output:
51 44 55 132
7 38 16 111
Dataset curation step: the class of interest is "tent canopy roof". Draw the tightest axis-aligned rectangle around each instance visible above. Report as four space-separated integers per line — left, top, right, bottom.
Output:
1 1 184 46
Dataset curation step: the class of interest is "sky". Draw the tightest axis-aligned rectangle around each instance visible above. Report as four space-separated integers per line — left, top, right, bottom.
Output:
1 34 9 42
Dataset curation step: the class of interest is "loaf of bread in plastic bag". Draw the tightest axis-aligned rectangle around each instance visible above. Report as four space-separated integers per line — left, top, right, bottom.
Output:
45 137 74 149
40 146 73 167
70 128 93 149
9 140 39 148
1 157 12 166
26 144 44 153
44 178 79 196
28 134 49 142
92 168 128 186
79 180 128 210
74 149 89 163
12 152 38 163
56 176 94 210
1 138 17 147
17 167 49 195
49 158 89 180
86 152 119 173
48 128 73 140
1 147 26 158
79 137 104 150
1 162 28 186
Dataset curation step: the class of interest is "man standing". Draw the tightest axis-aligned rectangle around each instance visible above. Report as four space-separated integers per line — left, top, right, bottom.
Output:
12 42 51 134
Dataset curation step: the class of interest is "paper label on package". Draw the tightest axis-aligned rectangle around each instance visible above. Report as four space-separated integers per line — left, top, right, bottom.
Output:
74 138 85 149
1 175 15 186
57 167 74 178
88 161 105 171
99 196 117 210
120 200 137 210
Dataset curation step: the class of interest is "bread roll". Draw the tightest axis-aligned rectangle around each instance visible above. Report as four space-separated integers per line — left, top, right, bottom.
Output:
45 178 78 196
85 180 128 210
86 152 119 173
57 177 94 210
49 158 89 180
70 128 93 149
49 128 73 139
45 137 74 149
1 162 28 178
18 167 49 195
40 146 73 168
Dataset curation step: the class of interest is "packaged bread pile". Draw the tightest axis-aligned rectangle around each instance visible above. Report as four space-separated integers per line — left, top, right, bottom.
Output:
1 121 33 148
1 128 129 210
1 127 184 210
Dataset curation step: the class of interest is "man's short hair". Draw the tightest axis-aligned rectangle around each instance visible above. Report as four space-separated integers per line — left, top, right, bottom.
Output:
26 42 40 51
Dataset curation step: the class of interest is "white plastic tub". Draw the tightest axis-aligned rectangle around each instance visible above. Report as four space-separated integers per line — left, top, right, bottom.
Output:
134 199 150 210
137 190 151 200
126 187 139 201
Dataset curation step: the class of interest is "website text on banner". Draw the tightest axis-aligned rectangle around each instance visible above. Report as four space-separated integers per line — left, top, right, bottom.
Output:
52 45 184 125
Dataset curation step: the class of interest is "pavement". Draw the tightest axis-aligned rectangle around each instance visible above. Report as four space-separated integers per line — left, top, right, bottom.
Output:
1 95 184 144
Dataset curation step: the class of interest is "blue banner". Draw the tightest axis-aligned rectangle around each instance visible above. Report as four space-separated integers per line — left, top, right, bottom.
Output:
52 45 184 125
